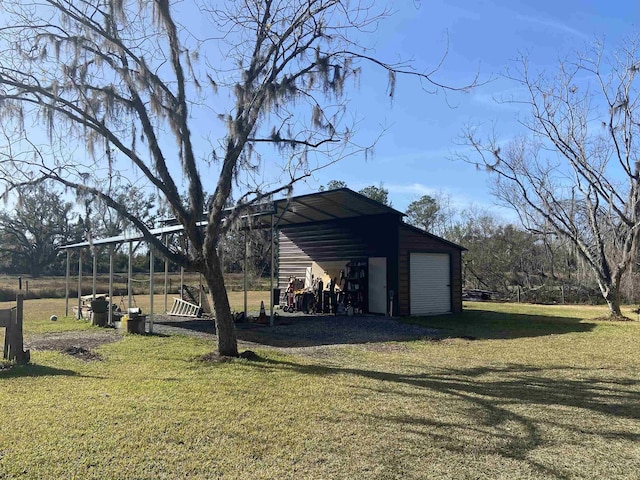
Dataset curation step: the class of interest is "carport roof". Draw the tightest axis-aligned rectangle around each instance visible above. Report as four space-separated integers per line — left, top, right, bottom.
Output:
269 188 404 227
61 188 404 249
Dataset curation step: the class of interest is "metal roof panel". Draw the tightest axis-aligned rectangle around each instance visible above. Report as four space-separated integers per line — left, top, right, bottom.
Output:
61 189 404 248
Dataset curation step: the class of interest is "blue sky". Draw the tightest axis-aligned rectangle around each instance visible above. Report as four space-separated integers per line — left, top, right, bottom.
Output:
286 0 640 218
3 0 638 224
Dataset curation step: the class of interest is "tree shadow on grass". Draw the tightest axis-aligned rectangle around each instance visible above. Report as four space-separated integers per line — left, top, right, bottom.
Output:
404 308 598 340
0 363 81 378
247 356 640 478
235 310 597 347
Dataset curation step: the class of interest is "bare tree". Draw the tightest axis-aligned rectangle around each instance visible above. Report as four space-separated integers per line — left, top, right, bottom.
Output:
460 39 640 317
0 0 475 355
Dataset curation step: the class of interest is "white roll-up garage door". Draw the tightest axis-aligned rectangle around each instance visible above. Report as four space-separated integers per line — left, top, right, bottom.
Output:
410 253 451 315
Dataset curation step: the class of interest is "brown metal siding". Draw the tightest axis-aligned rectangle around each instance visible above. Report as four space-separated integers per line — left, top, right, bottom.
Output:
278 231 313 287
398 225 463 315
278 214 399 291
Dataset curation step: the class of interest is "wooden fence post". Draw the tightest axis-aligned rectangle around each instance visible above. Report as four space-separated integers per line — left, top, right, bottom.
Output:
2 310 9 360
14 294 27 364
2 294 28 364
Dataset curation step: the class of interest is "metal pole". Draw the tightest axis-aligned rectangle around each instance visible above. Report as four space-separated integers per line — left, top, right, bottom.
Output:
65 249 70 317
164 234 169 312
109 244 114 325
92 250 97 299
77 251 82 319
270 213 275 327
128 240 133 311
180 267 184 300
149 245 154 334
244 229 248 320
180 238 187 300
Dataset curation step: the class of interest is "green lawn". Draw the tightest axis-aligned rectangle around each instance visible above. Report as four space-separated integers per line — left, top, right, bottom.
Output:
1 301 639 479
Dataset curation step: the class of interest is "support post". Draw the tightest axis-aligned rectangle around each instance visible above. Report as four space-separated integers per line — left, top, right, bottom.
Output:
3 294 28 364
92 250 97 300
77 251 83 319
65 249 70 317
244 228 248 321
163 234 169 313
180 235 187 302
128 240 133 311
108 244 114 325
149 245 154 334
2 314 8 360
270 213 275 327
180 267 184 300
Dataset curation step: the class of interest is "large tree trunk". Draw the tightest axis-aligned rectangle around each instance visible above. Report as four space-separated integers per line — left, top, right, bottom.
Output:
597 277 623 317
204 248 238 357
603 291 622 317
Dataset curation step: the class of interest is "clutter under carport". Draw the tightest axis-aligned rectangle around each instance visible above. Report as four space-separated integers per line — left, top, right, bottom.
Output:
275 259 369 317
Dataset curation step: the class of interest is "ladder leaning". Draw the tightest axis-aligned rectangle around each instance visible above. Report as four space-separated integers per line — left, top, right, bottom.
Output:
167 297 201 317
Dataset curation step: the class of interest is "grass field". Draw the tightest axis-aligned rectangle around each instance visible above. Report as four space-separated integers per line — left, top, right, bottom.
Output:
0 290 271 333
0 273 271 301
1 300 640 479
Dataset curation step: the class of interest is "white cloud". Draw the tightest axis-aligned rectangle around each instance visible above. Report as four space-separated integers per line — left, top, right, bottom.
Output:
386 182 437 197
515 13 589 40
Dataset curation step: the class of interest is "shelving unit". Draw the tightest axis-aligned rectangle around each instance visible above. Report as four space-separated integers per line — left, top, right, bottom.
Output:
344 260 368 313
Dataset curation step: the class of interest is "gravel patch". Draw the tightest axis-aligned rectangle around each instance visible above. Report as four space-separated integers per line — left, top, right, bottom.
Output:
154 312 441 356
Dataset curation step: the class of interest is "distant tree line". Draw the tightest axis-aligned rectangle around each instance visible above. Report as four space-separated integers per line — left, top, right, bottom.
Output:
0 181 273 281
5 179 637 306
0 182 160 277
321 179 638 306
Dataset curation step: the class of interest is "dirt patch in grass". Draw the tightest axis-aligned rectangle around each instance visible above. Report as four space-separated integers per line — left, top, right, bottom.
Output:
62 346 104 362
26 329 122 354
195 349 262 363
194 351 235 363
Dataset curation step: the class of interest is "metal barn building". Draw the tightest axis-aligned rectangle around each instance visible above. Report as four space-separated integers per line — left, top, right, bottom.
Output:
274 188 464 316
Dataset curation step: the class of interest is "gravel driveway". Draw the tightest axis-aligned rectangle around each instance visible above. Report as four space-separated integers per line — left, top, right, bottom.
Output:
154 312 440 353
